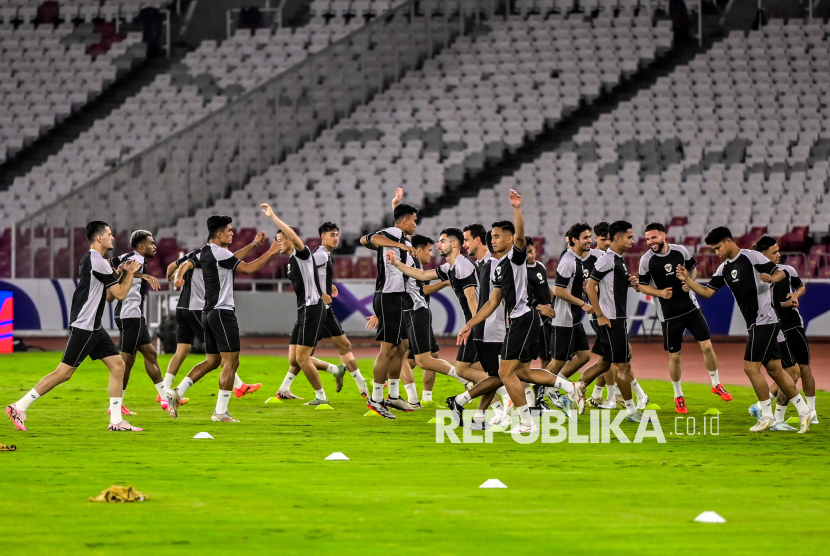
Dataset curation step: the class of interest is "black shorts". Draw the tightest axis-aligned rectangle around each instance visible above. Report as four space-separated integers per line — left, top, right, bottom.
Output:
660 309 711 353
373 292 412 345
537 318 553 360
317 306 345 339
429 326 439 354
596 318 631 364
589 319 603 356
501 310 540 363
115 317 152 354
405 307 435 356
745 323 781 365
61 326 120 367
475 339 503 377
176 309 204 345
203 309 241 354
552 323 590 362
290 300 325 348
456 322 480 364
779 339 795 369
784 327 810 366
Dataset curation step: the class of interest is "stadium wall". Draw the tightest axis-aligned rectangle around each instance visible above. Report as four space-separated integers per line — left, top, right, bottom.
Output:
5 279 830 338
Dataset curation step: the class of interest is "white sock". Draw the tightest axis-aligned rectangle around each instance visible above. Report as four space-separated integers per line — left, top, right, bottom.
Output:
554 376 575 394
154 382 166 398
325 363 339 376
806 396 815 411
517 404 532 426
447 365 467 386
759 398 773 418
163 373 176 391
233 373 243 389
671 381 683 398
630 379 646 399
624 399 636 415
708 369 720 387
388 379 400 398
279 373 295 392
422 390 433 402
455 391 472 406
791 394 810 416
16 389 40 411
496 386 509 403
591 384 604 400
177 377 194 396
491 400 504 415
314 388 326 401
110 398 123 425
774 404 787 422
608 384 617 399
404 383 419 404
524 387 535 407
350 370 365 391
473 410 485 423
372 382 384 403
122 388 127 398
215 389 232 414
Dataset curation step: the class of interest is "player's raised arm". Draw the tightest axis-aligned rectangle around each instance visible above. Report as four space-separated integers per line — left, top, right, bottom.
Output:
676 264 716 299
423 280 450 295
371 232 416 256
236 239 280 276
234 231 267 260
391 187 403 212
509 190 526 249
385 250 438 282
261 203 303 251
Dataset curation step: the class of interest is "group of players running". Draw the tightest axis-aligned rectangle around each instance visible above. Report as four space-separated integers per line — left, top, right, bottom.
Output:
5 189 818 435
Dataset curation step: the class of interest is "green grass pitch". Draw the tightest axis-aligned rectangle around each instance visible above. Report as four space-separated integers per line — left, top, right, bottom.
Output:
0 352 828 555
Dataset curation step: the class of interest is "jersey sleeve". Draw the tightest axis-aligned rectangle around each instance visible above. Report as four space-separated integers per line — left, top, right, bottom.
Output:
216 247 241 270
436 263 450 282
454 259 478 290
707 263 726 290
637 253 651 285
293 246 311 260
312 248 328 268
679 245 697 270
589 254 613 282
509 244 527 265
187 250 202 269
92 254 118 289
554 257 574 287
790 270 803 290
746 250 777 274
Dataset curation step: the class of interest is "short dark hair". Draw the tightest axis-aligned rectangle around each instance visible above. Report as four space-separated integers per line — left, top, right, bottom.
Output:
704 226 733 246
441 227 464 245
566 222 592 245
86 221 109 242
593 221 610 238
486 230 494 254
207 214 233 239
319 222 339 236
753 235 778 253
645 222 666 233
411 234 434 249
609 220 632 240
394 203 418 222
463 223 487 244
525 236 534 246
491 220 515 235
130 229 153 248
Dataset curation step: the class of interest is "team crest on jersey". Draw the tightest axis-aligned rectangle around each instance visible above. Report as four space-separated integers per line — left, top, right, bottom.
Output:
583 268 589 278
287 264 292 276
537 272 544 282
496 266 502 275
731 269 737 279
664 263 672 273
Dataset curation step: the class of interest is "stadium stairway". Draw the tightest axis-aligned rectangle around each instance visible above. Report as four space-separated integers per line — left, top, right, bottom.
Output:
412 37 707 230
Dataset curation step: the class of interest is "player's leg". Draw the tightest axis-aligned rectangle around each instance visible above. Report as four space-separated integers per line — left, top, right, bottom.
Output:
764 358 813 430
447 341 505 424
212 351 240 420
329 334 366 394
165 343 192 389
7 362 78 431
400 359 420 407
297 344 328 404
166 313 221 418
385 340 413 410
136 343 166 407
101 354 143 431
421 368 437 402
277 346 303 399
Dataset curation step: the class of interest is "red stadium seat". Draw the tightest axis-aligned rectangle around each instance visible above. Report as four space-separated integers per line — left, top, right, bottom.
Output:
305 237 322 251
545 258 558 278
669 216 688 227
353 257 375 279
37 1 59 24
333 257 353 279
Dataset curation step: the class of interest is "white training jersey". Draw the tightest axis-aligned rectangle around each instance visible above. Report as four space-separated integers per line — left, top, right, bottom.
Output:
201 243 240 311
481 252 507 343
69 249 118 331
369 226 412 294
112 251 145 319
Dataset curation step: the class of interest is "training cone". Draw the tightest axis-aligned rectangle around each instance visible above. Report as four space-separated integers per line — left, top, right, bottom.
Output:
479 479 507 489
315 404 333 410
364 410 380 417
645 403 661 410
703 408 721 415
787 416 799 425
264 397 283 404
694 511 726 523
325 452 349 461
193 432 213 439
427 417 436 424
